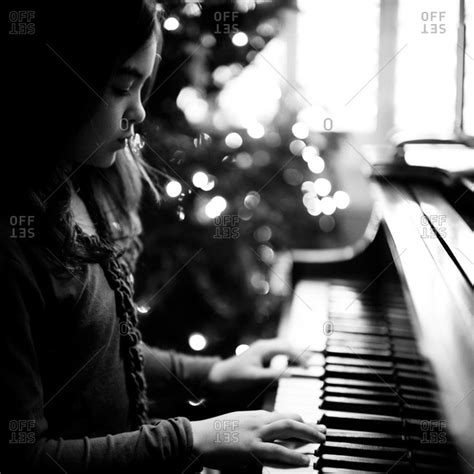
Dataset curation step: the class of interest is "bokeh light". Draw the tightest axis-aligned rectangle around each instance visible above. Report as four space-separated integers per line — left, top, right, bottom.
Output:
235 344 250 356
247 122 265 139
166 180 182 198
205 196 227 218
334 190 351 209
225 132 243 149
189 333 207 351
314 178 331 196
321 196 336 215
232 31 249 47
163 17 180 31
292 122 309 139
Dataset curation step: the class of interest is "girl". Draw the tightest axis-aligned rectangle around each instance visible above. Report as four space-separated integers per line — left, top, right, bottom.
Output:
3 0 326 471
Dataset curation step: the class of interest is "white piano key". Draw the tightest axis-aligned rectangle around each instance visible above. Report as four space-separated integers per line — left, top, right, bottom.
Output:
277 377 324 390
306 352 325 366
262 454 317 473
264 280 330 472
282 366 325 378
277 281 329 352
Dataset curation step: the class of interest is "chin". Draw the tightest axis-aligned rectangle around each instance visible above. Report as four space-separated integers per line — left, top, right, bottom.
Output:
90 151 117 168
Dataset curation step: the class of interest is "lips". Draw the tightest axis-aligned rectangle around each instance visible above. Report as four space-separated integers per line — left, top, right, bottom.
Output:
117 135 132 143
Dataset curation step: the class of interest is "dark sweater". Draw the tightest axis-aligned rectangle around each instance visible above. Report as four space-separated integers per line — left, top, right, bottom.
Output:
1 222 220 473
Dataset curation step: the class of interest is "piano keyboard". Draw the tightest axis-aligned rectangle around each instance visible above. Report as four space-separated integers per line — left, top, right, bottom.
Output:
263 279 462 473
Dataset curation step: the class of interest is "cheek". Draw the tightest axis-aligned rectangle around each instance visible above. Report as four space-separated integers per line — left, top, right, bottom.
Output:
93 103 125 138
69 102 126 163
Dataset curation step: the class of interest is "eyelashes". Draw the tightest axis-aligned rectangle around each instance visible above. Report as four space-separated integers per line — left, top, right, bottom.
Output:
111 87 132 97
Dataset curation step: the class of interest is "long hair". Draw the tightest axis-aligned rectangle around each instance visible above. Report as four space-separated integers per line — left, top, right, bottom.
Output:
5 0 162 270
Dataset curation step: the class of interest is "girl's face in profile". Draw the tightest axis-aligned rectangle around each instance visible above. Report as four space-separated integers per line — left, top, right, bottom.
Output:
71 36 159 168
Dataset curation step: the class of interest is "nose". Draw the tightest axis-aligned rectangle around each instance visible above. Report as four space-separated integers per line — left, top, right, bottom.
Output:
125 95 146 126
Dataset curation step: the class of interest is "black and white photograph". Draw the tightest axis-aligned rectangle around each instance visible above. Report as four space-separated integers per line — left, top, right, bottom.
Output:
3 0 473 472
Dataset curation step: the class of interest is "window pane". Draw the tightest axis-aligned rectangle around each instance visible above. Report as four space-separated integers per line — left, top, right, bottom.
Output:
296 0 380 133
394 0 459 136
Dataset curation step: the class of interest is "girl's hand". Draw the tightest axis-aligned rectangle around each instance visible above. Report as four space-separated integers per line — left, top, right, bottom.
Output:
207 338 309 392
190 410 326 469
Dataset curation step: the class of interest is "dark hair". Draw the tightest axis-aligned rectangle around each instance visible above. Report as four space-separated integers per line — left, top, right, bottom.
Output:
6 0 162 270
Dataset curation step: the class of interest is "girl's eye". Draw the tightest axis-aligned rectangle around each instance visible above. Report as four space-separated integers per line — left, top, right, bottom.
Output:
112 87 132 97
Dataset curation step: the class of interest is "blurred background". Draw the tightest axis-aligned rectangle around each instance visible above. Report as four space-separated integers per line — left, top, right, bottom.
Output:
134 0 473 361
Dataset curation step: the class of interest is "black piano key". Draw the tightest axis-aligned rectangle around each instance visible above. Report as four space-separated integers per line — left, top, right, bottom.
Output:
328 309 383 316
403 393 437 406
393 352 424 364
390 339 418 350
314 454 410 472
329 318 389 327
317 441 406 460
323 385 398 402
332 326 390 337
319 411 403 434
390 328 417 338
324 346 425 365
329 312 385 318
396 371 435 387
328 334 392 345
325 364 395 383
403 418 438 437
324 349 431 376
324 377 397 391
327 339 392 351
411 448 455 464
324 346 393 360
386 314 411 324
321 396 400 416
325 429 405 447
394 362 430 374
319 469 385 474
329 301 381 308
328 337 417 353
399 385 440 399
402 404 440 419
408 463 455 473
387 320 413 328
329 312 385 319
323 377 435 400
325 356 393 369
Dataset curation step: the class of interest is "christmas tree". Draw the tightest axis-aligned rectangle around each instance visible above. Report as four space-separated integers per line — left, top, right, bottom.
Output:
135 0 353 358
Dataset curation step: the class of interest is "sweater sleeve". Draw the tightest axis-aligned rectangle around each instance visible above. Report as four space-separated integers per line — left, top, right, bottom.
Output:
140 342 221 400
1 248 199 473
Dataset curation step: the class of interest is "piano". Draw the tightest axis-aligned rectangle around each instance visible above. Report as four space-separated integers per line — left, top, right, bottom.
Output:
261 166 474 473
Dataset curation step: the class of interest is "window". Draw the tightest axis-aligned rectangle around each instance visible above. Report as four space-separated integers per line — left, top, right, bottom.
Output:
295 0 473 140
296 0 380 134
